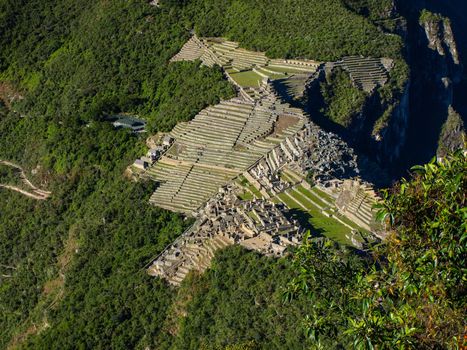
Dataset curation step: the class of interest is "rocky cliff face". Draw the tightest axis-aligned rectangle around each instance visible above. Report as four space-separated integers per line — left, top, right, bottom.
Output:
301 1 465 178
437 106 466 158
375 83 410 164
373 5 464 168
422 14 460 66
393 2 465 173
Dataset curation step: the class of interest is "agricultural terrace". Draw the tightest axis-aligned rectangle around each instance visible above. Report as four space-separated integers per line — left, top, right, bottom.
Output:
145 94 305 215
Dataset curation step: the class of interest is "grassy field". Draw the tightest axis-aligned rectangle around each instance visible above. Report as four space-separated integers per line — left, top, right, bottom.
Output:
230 70 263 87
276 190 353 245
254 67 287 80
236 176 263 199
248 210 260 224
300 185 370 235
295 185 328 207
279 171 297 184
264 66 311 74
309 186 335 204
238 191 254 201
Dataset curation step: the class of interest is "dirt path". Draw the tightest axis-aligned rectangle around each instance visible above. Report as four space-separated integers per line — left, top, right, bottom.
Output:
0 160 51 200
0 184 49 200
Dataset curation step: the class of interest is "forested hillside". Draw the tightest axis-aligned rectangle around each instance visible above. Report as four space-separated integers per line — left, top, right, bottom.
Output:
1 0 409 151
0 0 465 349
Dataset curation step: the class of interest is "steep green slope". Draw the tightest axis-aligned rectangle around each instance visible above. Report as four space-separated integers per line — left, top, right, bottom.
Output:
320 68 368 128
183 0 402 61
0 0 234 132
0 1 236 347
152 247 314 349
0 109 188 349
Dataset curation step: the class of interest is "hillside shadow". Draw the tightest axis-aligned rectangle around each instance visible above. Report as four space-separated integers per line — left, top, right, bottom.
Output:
282 207 326 238
394 0 467 176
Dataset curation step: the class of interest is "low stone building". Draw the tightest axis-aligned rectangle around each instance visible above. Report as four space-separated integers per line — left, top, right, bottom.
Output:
111 116 146 133
133 159 148 170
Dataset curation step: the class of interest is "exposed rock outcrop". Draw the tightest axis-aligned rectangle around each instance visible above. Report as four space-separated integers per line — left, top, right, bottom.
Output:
392 3 465 172
420 11 460 66
374 82 410 164
437 106 466 158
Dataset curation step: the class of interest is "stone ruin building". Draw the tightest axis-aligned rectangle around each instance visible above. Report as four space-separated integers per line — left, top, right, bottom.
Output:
148 185 302 285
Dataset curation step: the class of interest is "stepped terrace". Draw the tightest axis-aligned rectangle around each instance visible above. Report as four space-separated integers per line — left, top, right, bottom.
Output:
334 56 391 92
145 90 305 215
171 35 321 85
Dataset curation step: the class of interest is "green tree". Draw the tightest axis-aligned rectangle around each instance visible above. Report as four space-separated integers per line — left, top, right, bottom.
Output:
289 152 466 349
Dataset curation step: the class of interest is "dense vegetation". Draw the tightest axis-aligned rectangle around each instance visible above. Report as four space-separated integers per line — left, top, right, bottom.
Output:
342 0 395 21
0 107 191 349
289 151 466 349
320 68 368 128
182 0 402 61
0 0 234 132
157 247 314 349
0 163 21 186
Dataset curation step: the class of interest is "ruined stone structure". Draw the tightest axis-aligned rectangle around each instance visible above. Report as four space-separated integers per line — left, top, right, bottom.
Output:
172 36 321 73
142 36 385 286
335 179 382 236
245 121 360 188
172 36 391 95
145 83 306 215
170 36 206 63
147 185 302 285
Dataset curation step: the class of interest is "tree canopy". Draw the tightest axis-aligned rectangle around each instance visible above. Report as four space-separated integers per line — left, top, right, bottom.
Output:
288 151 466 349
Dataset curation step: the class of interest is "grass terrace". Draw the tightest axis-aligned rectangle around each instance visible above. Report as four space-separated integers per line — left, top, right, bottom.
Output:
238 190 254 201
237 175 263 199
279 170 297 184
276 191 353 245
230 70 263 88
273 186 362 245
296 184 370 235
294 185 327 208
248 210 261 224
309 185 335 204
254 67 288 80
263 66 309 74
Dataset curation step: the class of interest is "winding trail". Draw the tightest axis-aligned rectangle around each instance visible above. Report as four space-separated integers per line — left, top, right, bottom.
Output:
0 160 51 200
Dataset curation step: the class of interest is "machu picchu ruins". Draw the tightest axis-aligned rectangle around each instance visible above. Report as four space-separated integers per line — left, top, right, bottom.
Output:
147 185 303 285
138 36 387 286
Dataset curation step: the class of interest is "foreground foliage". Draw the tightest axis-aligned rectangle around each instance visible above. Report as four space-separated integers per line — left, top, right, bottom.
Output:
158 246 314 349
289 151 466 349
